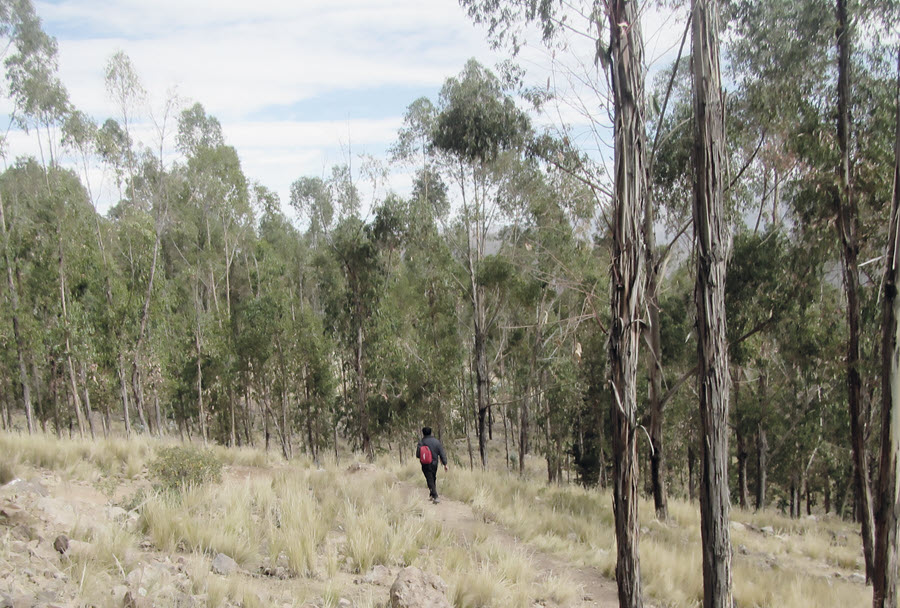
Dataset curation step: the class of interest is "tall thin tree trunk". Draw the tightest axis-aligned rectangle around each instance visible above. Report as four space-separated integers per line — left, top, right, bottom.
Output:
873 48 900 608
756 422 768 511
58 238 87 439
692 0 733 605
356 320 373 461
118 357 131 435
131 232 160 435
734 369 748 510
646 202 668 522
196 328 207 444
78 362 96 439
0 191 34 434
607 1 647 605
835 0 875 583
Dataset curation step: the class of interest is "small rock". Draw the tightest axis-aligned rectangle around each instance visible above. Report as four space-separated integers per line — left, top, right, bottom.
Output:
112 585 129 599
211 553 238 576
123 590 140 608
338 599 352 608
0 593 12 608
126 568 143 587
12 523 38 541
6 478 49 496
108 506 128 520
53 535 69 555
738 545 749 555
849 573 866 584
389 567 451 608
10 540 29 554
67 540 91 557
640 527 650 535
760 526 775 535
730 521 746 532
357 564 391 584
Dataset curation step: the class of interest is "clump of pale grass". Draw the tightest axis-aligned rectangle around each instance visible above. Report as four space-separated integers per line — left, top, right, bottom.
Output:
323 580 345 608
541 573 581 607
449 566 510 608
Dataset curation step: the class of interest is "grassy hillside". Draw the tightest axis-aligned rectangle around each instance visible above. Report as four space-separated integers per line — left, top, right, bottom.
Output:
0 432 872 608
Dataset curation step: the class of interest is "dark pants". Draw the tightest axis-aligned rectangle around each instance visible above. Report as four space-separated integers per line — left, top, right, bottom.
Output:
422 463 438 499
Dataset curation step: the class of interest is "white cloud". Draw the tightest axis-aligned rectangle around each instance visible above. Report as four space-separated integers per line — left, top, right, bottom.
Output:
5 1 689 217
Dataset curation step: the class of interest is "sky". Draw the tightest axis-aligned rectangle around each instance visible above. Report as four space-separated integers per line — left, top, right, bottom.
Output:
3 0 689 215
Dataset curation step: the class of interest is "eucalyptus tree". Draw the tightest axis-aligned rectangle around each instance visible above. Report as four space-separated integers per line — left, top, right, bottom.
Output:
0 0 71 433
429 59 530 469
691 0 733 605
170 102 251 443
874 48 900 608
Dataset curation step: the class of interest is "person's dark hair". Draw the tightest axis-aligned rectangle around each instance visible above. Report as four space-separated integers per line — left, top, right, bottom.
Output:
422 427 432 436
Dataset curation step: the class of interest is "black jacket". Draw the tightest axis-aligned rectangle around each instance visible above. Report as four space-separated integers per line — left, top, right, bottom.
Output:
416 435 447 466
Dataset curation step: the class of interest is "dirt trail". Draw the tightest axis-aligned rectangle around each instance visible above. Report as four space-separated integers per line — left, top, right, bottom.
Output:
398 480 621 608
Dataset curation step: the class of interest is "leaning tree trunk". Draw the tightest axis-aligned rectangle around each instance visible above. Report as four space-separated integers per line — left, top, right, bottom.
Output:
691 0 733 606
131 233 160 434
607 2 647 606
835 0 876 583
873 49 900 608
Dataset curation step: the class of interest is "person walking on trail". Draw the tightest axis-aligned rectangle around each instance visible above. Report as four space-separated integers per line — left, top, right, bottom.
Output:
416 427 448 503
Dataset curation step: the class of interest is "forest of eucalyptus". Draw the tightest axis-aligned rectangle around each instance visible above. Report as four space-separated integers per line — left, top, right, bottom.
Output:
4 0 900 605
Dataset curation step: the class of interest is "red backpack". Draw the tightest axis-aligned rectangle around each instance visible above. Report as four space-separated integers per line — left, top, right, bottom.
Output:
419 445 433 465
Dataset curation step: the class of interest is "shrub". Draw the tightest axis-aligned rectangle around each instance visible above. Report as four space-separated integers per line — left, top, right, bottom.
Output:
149 446 222 491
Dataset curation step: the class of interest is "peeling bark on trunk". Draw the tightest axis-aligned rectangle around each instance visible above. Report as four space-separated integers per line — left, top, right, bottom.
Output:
691 1 733 606
834 0 875 583
607 2 647 606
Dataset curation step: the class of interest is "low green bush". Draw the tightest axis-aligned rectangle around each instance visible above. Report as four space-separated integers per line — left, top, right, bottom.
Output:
149 446 222 491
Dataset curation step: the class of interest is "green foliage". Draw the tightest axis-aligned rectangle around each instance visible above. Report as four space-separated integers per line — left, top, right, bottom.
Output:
149 446 223 491
433 59 530 162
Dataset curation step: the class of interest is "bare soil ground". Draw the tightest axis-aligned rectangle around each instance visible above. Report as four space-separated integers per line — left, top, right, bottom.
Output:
399 479 621 608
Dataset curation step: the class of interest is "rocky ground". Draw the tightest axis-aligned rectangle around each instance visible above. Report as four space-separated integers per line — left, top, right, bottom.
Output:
0 462 622 608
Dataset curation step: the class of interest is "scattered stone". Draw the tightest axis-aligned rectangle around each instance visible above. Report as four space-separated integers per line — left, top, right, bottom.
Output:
0 593 12 608
760 526 775 536
10 540 29 555
126 568 144 587
389 567 451 608
738 545 749 555
123 590 140 608
53 535 69 555
5 478 49 497
11 523 39 541
338 599 353 608
640 527 649 535
730 521 746 532
66 539 91 557
107 506 128 520
849 573 866 584
211 553 239 576
356 565 391 585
